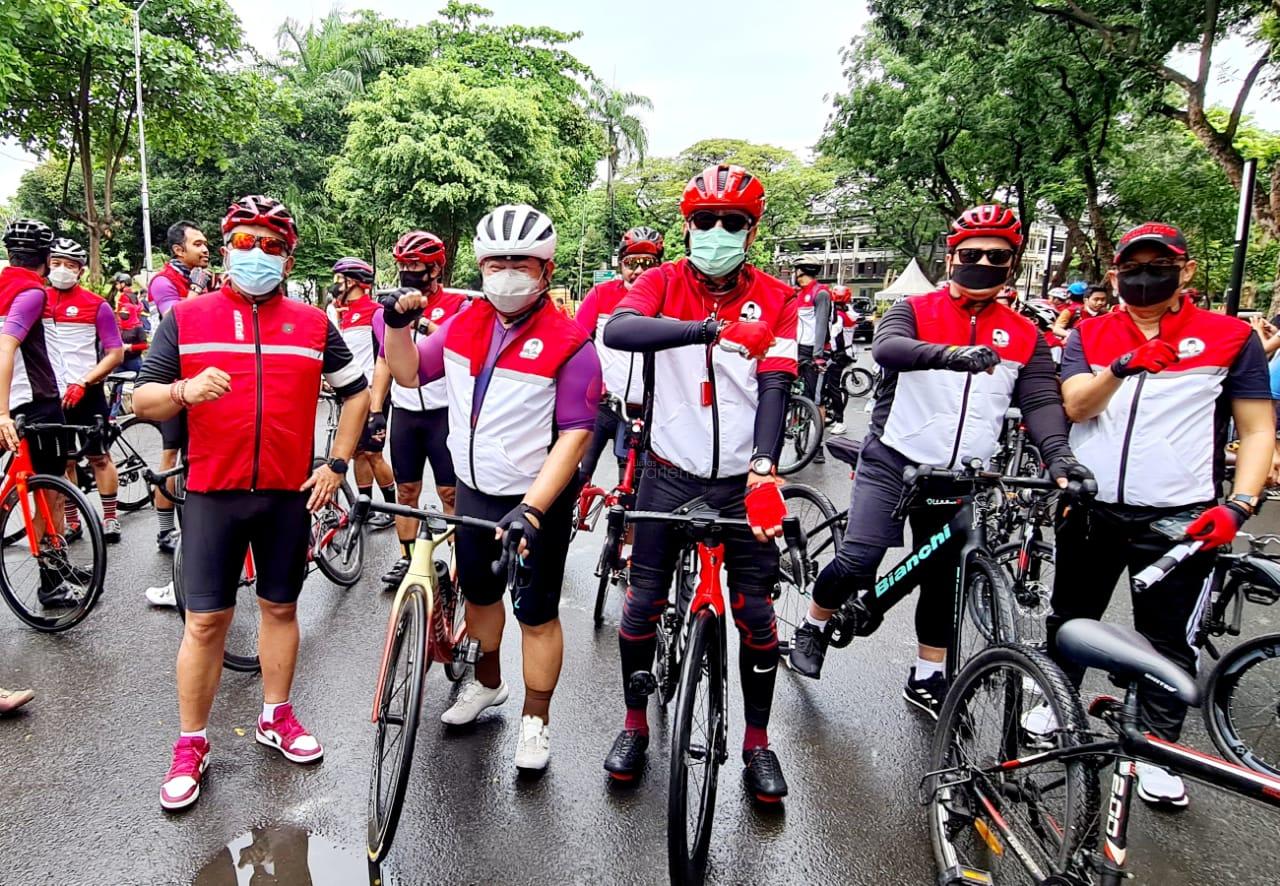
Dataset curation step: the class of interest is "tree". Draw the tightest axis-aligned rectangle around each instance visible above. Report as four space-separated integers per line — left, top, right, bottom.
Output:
585 83 653 245
274 9 386 96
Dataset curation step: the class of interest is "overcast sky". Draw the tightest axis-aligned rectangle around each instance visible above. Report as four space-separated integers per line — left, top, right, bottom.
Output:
1 1 1276 202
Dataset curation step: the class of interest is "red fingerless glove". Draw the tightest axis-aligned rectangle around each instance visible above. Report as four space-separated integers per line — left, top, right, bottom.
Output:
131 341 149 352
1111 339 1179 378
1185 503 1248 550
717 320 775 361
62 383 85 408
745 482 786 535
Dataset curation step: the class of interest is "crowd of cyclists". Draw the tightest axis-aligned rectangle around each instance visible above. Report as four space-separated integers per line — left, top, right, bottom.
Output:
0 160 1275 833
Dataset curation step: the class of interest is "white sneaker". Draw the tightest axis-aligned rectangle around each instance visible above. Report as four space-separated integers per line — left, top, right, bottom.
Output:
1135 761 1189 807
440 679 509 725
514 714 550 770
828 422 847 435
1021 700 1058 738
146 581 176 608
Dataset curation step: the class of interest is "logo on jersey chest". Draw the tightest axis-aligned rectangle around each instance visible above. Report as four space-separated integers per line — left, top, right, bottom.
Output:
65 305 79 318
991 328 1010 348
430 307 445 321
1178 337 1205 358
739 301 762 322
520 338 544 360
233 311 246 342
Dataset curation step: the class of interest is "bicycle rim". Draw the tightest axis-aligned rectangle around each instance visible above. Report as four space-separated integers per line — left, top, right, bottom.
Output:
958 554 1016 668
368 587 427 863
776 484 839 654
114 417 164 510
778 398 820 475
928 645 1096 885
668 609 723 885
1205 634 1280 778
844 367 874 398
442 568 469 683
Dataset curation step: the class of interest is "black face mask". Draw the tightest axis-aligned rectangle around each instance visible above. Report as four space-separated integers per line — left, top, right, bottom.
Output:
398 269 433 292
326 282 341 300
950 262 1010 293
1116 267 1181 307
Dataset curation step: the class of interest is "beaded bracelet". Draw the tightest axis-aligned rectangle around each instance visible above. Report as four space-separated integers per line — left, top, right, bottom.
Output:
169 379 188 407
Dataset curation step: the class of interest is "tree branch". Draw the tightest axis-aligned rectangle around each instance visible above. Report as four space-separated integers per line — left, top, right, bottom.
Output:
1195 0 1220 105
1226 53 1270 143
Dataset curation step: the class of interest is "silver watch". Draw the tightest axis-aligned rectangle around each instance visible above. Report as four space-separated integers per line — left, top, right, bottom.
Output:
750 456 775 476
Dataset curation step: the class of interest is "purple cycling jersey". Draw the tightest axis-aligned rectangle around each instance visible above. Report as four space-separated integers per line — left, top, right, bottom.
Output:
1 288 45 342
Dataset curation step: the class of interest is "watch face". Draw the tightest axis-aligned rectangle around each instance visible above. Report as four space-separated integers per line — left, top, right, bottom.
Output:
751 458 773 474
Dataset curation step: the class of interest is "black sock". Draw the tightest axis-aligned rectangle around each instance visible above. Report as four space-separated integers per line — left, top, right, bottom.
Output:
380 483 397 502
400 540 414 559
358 485 372 500
157 508 175 534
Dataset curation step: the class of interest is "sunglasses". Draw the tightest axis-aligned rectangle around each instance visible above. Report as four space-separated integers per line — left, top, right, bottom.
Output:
226 232 290 256
955 247 1016 266
1115 259 1182 274
689 211 754 234
621 255 659 270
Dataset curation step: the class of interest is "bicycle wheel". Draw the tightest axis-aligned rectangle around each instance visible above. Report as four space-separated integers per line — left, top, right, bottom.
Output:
310 459 364 587
656 554 695 707
778 396 821 476
1205 633 1280 778
668 608 725 885
990 541 1054 646
958 553 1017 667
775 484 840 656
367 586 428 863
0 474 106 632
172 544 261 673
112 417 164 511
843 366 875 398
440 564 469 683
927 644 1097 886
593 516 623 627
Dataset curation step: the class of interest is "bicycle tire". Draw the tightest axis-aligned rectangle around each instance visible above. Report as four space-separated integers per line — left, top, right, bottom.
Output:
113 416 163 511
778 396 821 476
172 544 262 673
958 553 1017 668
657 555 695 707
440 563 468 683
367 585 427 863
775 484 840 656
927 644 1097 885
593 517 623 627
843 366 875 398
310 458 364 587
0 474 107 632
668 607 725 885
989 541 1054 647
1204 632 1280 778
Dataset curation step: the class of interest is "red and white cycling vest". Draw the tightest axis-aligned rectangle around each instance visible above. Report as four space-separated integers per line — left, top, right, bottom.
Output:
337 292 382 384
0 267 58 408
44 285 110 386
391 289 469 412
795 280 829 349
585 278 644 404
443 298 589 496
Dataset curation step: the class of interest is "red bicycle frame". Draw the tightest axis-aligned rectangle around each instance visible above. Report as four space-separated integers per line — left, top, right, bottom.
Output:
688 541 727 617
576 402 643 531
1 438 61 557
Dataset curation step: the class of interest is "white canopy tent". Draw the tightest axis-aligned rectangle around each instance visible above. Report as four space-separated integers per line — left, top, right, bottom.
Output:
875 258 936 301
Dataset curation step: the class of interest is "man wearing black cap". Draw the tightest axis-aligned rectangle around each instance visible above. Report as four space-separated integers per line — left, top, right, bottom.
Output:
1033 222 1275 808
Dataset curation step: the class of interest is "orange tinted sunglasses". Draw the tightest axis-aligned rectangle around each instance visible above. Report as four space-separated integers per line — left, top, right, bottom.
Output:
226 231 290 256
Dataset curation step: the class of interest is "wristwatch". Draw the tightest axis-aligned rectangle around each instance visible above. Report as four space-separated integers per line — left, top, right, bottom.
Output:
749 456 775 476
326 457 349 475
1229 493 1259 515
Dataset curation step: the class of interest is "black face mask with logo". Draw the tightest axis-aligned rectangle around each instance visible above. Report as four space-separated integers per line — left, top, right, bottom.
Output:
950 262 1010 293
1116 266 1181 307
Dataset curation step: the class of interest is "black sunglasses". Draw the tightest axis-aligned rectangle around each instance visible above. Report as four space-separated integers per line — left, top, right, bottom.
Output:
689 211 754 234
955 247 1016 266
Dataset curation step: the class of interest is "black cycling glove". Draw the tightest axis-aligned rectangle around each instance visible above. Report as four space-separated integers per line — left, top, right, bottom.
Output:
1047 455 1097 496
941 345 1001 373
366 411 387 442
378 288 424 329
497 502 545 558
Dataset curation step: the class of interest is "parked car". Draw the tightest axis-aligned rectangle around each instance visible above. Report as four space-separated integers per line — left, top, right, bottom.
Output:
849 298 875 343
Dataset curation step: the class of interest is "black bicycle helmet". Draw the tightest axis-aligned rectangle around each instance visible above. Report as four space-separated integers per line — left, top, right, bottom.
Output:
3 218 54 255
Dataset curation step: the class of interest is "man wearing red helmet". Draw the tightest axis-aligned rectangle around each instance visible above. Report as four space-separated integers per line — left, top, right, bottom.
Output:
793 260 834 458
375 231 470 589
574 226 663 485
788 204 1094 716
600 164 797 800
134 195 371 811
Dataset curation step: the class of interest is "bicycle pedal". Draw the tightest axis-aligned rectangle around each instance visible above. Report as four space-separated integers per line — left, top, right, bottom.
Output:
627 670 657 697
461 638 481 665
939 865 993 885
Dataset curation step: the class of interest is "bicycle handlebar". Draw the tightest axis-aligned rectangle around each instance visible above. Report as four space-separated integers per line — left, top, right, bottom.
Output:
1133 540 1205 592
352 495 521 583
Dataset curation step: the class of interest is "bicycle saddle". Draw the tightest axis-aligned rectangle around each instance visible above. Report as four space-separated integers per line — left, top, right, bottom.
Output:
825 436 862 468
1055 619 1200 706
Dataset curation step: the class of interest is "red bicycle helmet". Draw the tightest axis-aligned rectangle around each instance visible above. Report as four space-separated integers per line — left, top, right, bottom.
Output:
830 284 852 304
947 203 1023 250
393 230 447 267
221 195 298 250
620 226 664 259
680 164 766 221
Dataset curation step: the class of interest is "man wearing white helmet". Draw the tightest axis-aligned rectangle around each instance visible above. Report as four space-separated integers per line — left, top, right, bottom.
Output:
383 204 602 772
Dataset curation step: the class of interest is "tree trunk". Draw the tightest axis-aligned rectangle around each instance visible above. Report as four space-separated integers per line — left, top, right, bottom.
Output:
76 53 103 279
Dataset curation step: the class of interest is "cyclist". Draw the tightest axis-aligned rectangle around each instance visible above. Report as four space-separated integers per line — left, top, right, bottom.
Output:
44 237 126 543
1034 222 1275 807
1052 281 1108 339
382 204 601 772
376 231 469 589
823 283 854 436
600 164 797 799
147 221 212 557
574 226 663 486
793 259 832 462
788 204 1094 716
0 218 82 607
330 257 396 531
135 195 370 811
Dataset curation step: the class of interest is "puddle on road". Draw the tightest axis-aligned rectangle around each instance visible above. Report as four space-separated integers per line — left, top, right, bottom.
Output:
192 825 382 886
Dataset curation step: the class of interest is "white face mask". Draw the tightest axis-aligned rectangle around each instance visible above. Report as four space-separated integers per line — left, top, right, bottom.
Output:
483 268 546 314
48 266 80 290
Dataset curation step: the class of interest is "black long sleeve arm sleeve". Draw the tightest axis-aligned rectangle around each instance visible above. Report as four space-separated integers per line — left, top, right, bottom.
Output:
870 300 950 370
813 290 831 351
753 371 792 462
603 310 716 353
1013 335 1072 462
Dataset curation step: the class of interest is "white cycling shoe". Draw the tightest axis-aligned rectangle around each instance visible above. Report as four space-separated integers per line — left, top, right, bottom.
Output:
146 581 177 608
441 679 509 726
1135 761 1189 807
828 422 847 436
1021 700 1058 738
514 715 551 771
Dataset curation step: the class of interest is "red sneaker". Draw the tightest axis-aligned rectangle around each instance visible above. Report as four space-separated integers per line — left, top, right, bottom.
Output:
256 703 324 764
160 736 210 811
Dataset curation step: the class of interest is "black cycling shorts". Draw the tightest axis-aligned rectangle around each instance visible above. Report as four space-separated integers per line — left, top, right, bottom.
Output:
454 480 578 626
178 490 311 612
12 398 68 475
390 405 455 487
160 412 187 451
63 384 111 456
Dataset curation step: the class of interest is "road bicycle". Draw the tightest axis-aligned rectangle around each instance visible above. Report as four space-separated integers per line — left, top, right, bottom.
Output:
571 394 643 626
616 502 805 885
0 418 107 631
362 496 511 864
840 347 876 399
779 370 823 475
925 618 1280 885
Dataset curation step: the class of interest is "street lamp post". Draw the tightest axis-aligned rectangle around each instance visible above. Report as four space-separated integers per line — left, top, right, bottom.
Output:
129 1 154 274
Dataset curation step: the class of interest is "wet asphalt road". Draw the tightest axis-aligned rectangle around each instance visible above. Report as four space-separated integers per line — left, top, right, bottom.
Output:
3 361 1280 885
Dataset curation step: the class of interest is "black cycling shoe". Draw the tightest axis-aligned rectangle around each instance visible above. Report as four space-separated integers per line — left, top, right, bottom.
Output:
604 728 649 781
381 557 410 588
903 667 948 720
813 451 826 465
37 568 83 609
787 622 828 679
743 748 788 802
157 528 179 554
39 548 92 586
63 524 84 544
367 512 395 531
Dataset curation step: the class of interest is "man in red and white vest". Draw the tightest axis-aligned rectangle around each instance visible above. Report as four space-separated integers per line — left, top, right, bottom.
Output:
383 204 601 773
135 195 370 811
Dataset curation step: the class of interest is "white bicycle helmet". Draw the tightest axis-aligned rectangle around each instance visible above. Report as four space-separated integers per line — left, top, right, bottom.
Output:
473 204 557 262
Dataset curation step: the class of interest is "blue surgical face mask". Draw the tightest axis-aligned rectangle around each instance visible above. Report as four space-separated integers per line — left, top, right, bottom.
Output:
227 247 286 299
688 227 748 278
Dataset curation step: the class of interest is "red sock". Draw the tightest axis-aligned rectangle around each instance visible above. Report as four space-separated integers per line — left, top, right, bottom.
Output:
624 708 648 735
743 725 769 752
